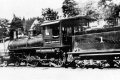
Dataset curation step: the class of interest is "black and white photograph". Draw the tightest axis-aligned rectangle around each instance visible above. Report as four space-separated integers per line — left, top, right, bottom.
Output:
0 0 120 80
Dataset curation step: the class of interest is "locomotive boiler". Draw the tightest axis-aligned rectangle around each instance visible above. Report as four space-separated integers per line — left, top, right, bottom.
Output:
8 35 43 49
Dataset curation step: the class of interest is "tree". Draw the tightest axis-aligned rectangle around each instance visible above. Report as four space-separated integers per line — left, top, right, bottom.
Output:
26 17 36 31
98 0 112 7
25 17 44 35
10 14 23 30
42 8 59 20
0 19 9 28
97 0 120 26
78 0 120 19
62 0 80 17
97 0 120 19
0 18 9 38
111 5 120 18
81 1 98 17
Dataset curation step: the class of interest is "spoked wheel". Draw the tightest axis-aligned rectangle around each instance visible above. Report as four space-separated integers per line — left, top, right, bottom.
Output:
25 62 29 67
49 58 64 68
114 60 120 68
79 63 85 68
30 61 39 67
14 61 20 67
56 59 64 67
99 62 108 69
2 61 8 67
74 60 85 68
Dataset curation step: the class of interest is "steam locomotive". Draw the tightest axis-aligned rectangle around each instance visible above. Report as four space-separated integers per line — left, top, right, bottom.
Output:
3 16 120 68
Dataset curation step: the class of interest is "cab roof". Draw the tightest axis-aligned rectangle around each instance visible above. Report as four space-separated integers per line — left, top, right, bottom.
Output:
41 15 96 26
40 20 60 26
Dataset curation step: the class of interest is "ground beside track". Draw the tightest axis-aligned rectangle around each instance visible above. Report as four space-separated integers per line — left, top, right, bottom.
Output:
0 66 120 80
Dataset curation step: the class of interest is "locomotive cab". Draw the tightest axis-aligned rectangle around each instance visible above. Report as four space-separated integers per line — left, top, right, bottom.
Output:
41 16 96 51
41 20 72 48
41 20 61 47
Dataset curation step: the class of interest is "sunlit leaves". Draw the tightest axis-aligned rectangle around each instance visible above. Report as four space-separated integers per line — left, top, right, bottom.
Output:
62 0 79 17
42 8 59 20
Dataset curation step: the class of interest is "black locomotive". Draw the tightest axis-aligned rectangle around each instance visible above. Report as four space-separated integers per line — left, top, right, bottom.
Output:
3 16 120 68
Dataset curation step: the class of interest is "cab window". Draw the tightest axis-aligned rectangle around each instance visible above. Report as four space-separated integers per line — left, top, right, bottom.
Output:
44 24 60 38
45 26 50 36
52 26 59 37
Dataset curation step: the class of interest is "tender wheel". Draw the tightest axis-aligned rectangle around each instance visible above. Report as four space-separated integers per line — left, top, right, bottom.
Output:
14 61 20 67
114 60 120 68
99 62 107 69
25 62 29 66
100 64 105 69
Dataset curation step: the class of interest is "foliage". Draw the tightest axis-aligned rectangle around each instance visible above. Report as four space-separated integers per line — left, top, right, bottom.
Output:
77 0 120 20
98 0 112 7
80 1 98 18
97 0 120 26
34 18 44 34
62 0 79 17
25 17 36 33
97 0 120 19
0 19 9 28
42 8 59 20
0 19 9 38
10 15 23 30
111 5 120 18
25 17 44 35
